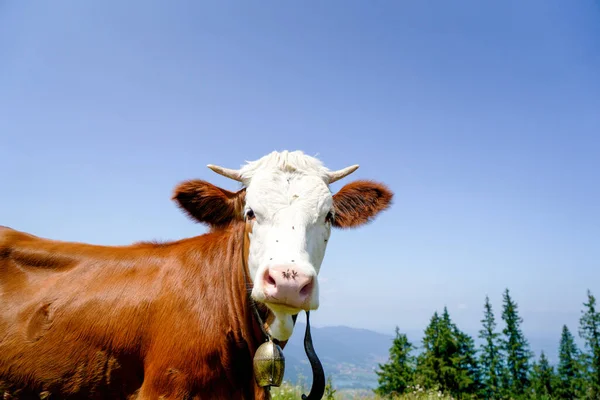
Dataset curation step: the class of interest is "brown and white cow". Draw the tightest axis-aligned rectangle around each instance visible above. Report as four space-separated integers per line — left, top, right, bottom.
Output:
0 151 393 399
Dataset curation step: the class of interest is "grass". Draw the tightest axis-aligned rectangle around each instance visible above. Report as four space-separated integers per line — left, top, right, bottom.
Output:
270 382 454 400
270 382 306 400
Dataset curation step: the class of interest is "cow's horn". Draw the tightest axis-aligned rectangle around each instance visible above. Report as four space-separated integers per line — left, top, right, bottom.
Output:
207 164 243 182
327 164 359 184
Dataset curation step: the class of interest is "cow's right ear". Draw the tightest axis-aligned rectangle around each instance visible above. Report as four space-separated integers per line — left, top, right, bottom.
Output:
172 180 246 227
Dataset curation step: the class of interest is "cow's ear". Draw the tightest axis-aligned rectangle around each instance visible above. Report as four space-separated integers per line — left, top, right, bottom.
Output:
172 180 245 227
332 180 393 229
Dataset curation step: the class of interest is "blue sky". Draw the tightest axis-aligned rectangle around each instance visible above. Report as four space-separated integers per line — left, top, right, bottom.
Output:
1 0 599 355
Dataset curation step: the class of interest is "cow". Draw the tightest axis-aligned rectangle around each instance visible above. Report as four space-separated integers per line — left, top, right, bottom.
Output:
0 150 393 399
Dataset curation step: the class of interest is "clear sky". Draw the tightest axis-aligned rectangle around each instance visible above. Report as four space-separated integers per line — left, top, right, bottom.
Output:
1 0 599 353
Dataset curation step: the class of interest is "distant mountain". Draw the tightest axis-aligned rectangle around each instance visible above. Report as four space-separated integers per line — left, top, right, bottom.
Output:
281 323 393 389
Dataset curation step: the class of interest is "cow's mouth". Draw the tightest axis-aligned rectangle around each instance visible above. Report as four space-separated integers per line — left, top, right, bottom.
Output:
263 301 304 315
251 287 317 313
256 292 317 314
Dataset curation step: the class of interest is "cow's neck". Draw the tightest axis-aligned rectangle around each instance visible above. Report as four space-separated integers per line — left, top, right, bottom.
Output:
189 222 292 398
221 222 279 398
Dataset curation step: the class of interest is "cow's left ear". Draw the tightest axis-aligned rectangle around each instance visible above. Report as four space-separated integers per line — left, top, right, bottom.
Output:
332 180 393 229
172 180 245 228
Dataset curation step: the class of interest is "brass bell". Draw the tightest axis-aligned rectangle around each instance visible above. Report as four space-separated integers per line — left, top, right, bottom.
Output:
253 339 285 387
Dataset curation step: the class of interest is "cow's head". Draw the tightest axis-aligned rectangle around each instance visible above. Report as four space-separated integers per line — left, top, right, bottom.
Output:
173 151 392 341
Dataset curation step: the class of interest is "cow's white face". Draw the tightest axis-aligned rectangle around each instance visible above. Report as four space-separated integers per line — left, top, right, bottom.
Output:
172 150 393 342
244 169 333 340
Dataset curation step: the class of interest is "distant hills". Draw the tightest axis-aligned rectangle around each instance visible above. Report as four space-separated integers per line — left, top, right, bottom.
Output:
281 323 393 389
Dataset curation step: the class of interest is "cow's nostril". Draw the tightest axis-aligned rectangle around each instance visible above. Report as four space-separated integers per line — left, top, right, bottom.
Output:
267 274 276 287
299 279 313 297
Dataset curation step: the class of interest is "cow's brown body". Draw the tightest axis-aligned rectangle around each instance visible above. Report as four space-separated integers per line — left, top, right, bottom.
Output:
0 223 269 399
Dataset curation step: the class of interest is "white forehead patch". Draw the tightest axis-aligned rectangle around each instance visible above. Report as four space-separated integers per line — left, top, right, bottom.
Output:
237 151 335 221
245 169 332 222
238 151 331 186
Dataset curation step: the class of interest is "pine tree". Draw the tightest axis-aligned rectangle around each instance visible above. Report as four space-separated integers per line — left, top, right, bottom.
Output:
500 289 532 396
375 327 415 397
556 325 584 399
416 311 443 391
454 328 481 395
415 308 479 398
529 351 554 399
478 295 503 399
579 290 600 398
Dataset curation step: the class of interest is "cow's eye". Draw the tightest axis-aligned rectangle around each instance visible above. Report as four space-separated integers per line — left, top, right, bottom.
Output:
245 209 256 220
325 211 334 224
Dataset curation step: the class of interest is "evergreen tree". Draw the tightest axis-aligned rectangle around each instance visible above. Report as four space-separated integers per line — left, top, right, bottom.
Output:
478 295 503 399
416 311 443 391
415 308 479 398
454 328 482 395
500 289 532 396
375 327 415 397
556 324 584 399
529 351 554 399
579 290 600 398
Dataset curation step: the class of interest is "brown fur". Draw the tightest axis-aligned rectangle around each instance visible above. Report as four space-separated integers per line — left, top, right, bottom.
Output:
0 223 268 399
172 180 246 228
332 180 393 228
0 178 392 399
